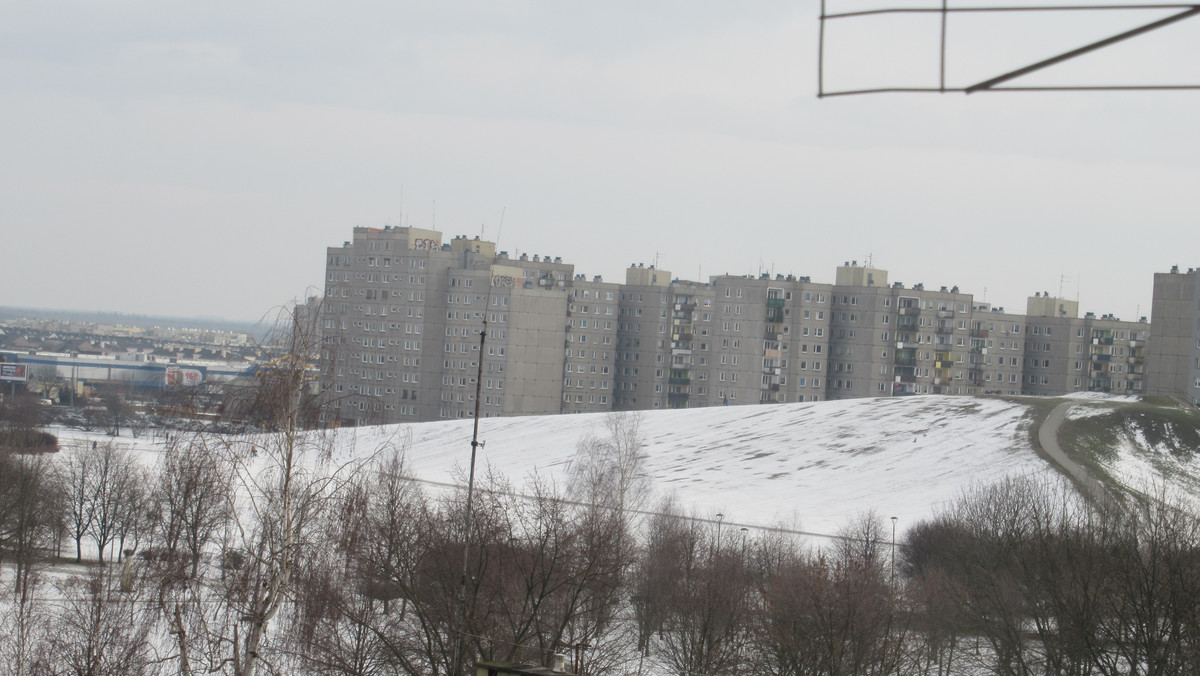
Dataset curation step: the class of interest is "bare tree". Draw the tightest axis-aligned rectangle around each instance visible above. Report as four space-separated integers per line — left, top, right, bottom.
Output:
153 437 231 577
100 388 131 438
209 306 353 676
0 387 49 451
642 505 751 676
570 412 651 519
87 441 139 563
56 447 97 563
43 566 156 676
287 469 396 676
0 569 48 676
0 450 59 595
1092 487 1200 675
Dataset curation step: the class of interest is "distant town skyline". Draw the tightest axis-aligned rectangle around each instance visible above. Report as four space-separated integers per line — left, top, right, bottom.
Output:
3 2 1197 321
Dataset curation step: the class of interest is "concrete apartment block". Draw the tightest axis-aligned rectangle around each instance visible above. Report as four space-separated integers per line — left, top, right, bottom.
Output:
1023 292 1148 397
319 224 1158 425
614 265 673 411
562 276 620 414
702 274 835 406
1146 266 1200 403
970 306 1026 396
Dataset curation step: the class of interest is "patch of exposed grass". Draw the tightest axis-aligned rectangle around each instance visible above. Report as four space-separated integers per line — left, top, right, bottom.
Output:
1002 396 1060 451
1059 401 1200 484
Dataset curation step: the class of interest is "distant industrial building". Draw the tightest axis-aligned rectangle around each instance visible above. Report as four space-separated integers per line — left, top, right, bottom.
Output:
318 225 1160 426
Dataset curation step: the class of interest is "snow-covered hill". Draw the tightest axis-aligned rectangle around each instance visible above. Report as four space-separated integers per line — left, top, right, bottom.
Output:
62 394 1199 538
340 395 1050 536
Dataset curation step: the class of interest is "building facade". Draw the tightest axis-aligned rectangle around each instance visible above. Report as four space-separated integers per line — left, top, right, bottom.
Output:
1146 266 1200 404
319 226 1155 425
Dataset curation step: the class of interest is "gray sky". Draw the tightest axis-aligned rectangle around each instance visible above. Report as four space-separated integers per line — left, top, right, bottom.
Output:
2 1 1197 322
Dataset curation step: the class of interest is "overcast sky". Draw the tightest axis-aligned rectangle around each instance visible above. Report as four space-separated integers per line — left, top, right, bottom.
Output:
2 1 1197 323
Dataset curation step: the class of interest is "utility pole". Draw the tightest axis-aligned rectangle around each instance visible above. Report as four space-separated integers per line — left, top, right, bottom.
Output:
454 316 488 676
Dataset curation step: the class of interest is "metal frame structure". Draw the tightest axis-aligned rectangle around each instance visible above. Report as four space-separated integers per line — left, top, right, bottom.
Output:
818 2 1200 96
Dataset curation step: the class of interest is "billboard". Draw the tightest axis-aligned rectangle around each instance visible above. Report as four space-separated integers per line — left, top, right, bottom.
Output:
0 363 27 382
165 366 203 387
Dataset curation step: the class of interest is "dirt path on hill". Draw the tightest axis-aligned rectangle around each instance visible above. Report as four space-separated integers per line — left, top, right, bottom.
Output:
1037 401 1108 503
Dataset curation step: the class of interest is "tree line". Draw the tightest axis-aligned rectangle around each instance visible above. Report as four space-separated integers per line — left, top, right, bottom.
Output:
3 312 1200 675
5 422 1200 675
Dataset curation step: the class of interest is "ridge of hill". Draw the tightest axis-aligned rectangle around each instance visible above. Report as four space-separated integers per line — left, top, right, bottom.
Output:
344 395 1049 536
57 394 1200 538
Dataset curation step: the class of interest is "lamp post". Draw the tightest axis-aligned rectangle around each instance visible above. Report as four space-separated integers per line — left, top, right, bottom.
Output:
715 512 724 552
740 527 749 560
890 516 898 584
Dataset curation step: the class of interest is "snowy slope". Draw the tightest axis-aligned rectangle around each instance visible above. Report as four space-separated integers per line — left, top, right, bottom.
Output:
54 395 1069 538
340 396 1049 536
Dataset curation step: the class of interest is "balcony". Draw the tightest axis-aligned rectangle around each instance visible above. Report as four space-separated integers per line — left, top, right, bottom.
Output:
766 297 786 309
970 328 989 338
898 306 920 316
935 324 953 335
895 356 917 368
668 376 691 385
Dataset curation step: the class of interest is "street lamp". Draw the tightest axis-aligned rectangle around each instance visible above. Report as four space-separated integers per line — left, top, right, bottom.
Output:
715 512 724 552
890 516 898 584
740 527 749 559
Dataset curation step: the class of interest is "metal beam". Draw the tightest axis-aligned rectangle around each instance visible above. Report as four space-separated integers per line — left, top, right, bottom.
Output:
965 5 1200 92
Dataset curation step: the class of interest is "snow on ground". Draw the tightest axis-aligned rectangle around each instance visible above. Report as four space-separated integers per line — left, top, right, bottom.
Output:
1096 423 1200 508
339 396 1047 536
1062 392 1140 402
53 396 1062 538
1064 403 1118 421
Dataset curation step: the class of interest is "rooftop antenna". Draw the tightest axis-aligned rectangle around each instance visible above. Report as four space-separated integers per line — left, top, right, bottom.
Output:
496 206 506 247
432 199 436 229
